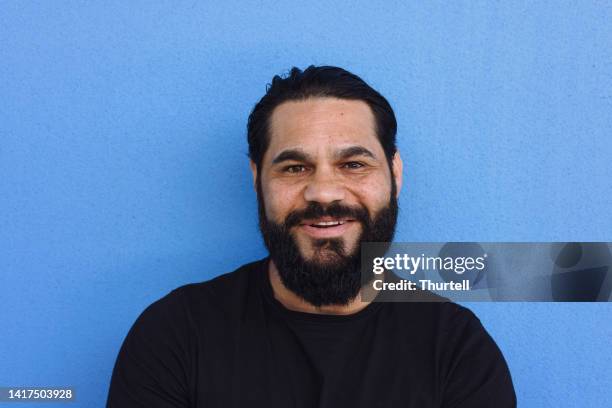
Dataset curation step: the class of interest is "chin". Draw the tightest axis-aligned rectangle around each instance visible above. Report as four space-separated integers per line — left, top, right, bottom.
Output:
310 248 344 264
302 239 359 263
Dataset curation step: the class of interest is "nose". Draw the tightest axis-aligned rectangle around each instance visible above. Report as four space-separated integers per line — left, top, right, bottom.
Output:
303 167 346 204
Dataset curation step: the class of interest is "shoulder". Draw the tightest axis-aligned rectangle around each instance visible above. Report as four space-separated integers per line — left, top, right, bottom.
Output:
107 260 266 406
431 303 516 406
178 258 265 295
384 293 477 328
118 258 267 355
437 301 483 333
170 258 266 311
133 258 268 335
382 299 494 356
385 300 515 405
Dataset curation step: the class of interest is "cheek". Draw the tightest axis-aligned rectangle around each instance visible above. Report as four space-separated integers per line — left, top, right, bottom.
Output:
262 180 303 222
351 176 392 210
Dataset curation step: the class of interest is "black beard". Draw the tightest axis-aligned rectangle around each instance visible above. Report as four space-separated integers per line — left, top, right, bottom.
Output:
257 179 398 307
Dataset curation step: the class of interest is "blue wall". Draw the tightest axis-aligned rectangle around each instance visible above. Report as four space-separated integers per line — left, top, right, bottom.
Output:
1 1 611 406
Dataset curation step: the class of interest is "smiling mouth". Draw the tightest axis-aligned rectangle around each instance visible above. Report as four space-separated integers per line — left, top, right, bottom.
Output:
296 217 358 238
301 217 354 228
308 220 346 228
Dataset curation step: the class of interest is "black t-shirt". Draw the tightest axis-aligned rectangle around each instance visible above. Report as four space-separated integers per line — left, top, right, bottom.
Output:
107 258 516 407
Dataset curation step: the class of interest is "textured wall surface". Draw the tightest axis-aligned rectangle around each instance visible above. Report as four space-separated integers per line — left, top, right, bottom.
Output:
1 1 611 406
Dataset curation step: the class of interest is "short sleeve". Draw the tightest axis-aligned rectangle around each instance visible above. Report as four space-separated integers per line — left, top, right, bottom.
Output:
439 305 517 408
107 290 193 408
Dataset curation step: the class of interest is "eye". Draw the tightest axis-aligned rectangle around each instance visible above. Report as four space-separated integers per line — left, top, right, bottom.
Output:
284 164 307 173
342 161 365 169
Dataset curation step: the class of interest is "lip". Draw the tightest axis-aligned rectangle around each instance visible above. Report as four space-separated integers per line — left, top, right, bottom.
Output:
297 218 357 239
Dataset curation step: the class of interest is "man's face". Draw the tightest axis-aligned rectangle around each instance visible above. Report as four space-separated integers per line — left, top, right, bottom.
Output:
252 97 402 305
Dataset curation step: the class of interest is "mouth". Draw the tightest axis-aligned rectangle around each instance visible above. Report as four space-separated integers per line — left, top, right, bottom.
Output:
298 217 357 238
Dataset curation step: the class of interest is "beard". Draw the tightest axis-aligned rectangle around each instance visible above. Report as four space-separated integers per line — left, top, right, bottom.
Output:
257 178 398 307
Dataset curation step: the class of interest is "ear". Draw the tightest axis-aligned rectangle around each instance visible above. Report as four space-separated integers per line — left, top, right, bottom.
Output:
391 151 403 198
249 160 258 191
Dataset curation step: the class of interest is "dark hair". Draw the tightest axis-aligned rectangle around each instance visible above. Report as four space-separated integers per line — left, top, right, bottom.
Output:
247 65 397 170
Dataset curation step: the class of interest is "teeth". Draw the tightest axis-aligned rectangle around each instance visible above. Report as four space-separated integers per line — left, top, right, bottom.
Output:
313 221 344 226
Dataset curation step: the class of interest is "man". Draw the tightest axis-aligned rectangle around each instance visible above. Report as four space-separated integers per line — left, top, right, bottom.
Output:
107 66 516 407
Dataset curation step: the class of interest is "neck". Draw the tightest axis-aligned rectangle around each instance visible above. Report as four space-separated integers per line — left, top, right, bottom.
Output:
267 259 370 315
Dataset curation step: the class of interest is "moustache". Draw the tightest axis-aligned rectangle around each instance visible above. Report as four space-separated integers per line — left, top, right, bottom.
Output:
283 202 371 229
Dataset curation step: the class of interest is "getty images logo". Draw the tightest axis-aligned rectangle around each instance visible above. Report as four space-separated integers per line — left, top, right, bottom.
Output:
372 242 488 281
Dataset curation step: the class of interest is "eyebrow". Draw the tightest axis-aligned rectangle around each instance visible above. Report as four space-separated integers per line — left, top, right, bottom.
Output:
271 149 312 164
334 146 377 161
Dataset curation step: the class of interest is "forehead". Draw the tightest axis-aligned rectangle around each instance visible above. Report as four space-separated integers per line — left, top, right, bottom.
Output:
266 97 381 160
